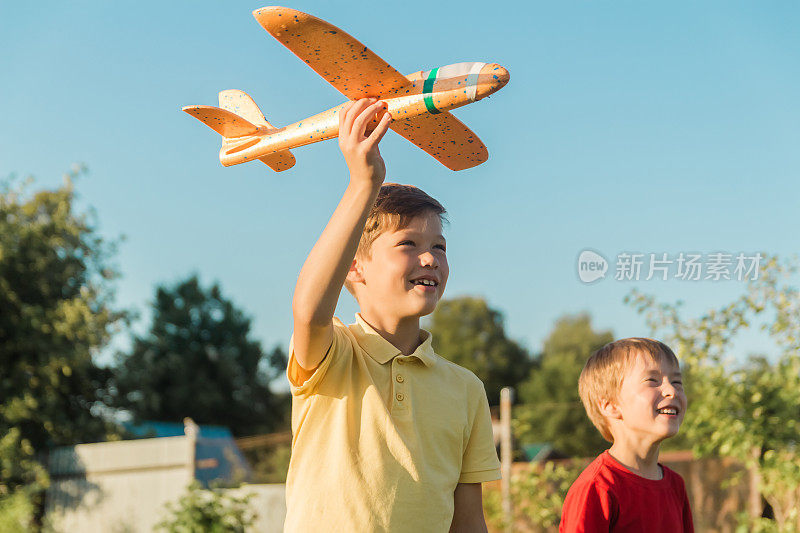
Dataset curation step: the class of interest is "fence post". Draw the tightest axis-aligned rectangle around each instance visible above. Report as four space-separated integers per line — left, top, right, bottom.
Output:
500 387 514 532
748 446 762 521
184 417 199 482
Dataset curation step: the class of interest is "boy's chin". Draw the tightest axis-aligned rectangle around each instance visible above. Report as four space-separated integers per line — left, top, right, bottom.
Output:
662 429 679 439
659 423 683 440
405 298 440 317
412 304 439 318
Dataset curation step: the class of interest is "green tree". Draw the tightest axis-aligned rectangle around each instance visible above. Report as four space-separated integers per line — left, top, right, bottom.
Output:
0 170 125 496
426 296 532 404
113 276 288 436
514 314 613 457
627 256 800 531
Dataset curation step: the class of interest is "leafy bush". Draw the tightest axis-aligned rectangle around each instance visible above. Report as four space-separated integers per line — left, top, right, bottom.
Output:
0 428 48 532
157 481 255 533
484 460 584 532
0 490 35 533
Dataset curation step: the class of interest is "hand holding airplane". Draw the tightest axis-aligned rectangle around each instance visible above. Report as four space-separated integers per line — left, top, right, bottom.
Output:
338 98 393 185
183 6 510 171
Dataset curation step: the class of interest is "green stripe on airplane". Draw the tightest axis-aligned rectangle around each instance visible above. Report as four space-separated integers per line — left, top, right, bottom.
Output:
423 68 441 114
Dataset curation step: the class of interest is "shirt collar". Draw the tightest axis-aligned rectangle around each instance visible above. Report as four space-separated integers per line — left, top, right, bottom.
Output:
353 314 436 367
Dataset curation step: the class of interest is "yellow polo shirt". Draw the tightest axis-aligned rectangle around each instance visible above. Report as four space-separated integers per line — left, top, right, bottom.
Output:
284 314 501 532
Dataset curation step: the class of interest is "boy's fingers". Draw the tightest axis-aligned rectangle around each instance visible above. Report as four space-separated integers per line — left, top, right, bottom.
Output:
339 100 357 136
366 110 392 147
352 100 385 139
341 98 375 137
338 101 354 131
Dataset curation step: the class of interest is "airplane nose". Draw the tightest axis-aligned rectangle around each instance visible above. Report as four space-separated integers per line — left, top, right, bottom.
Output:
476 63 510 99
486 63 510 89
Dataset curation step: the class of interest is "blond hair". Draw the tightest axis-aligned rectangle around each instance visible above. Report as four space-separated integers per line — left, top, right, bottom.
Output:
578 338 679 442
344 183 446 295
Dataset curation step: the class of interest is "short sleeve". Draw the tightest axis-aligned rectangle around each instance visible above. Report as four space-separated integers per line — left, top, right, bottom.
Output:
682 489 694 533
676 473 695 533
458 378 501 483
559 478 615 533
287 318 347 398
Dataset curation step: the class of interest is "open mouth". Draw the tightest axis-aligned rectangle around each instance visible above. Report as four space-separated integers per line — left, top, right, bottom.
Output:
411 279 438 287
656 406 679 416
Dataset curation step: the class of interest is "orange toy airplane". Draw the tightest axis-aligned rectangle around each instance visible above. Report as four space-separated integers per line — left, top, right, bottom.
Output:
183 6 510 171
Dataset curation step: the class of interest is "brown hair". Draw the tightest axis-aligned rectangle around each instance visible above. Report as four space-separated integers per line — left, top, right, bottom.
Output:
578 338 679 442
344 183 446 294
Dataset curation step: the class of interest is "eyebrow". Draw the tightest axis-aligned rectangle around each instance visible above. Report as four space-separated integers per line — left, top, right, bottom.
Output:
642 369 682 378
396 231 446 240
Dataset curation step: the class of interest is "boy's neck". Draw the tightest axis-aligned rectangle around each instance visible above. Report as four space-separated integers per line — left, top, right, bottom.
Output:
358 311 422 356
607 436 663 480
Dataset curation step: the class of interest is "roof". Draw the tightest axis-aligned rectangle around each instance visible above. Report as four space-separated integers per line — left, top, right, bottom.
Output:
521 443 568 461
122 421 233 439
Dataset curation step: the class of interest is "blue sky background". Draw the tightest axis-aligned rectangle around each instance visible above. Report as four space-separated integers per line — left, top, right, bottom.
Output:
3 2 799 387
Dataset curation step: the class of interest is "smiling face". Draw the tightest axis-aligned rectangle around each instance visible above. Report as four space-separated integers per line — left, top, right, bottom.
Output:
349 210 448 321
608 352 688 445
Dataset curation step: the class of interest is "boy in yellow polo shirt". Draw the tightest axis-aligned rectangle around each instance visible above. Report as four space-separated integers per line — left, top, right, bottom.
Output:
285 98 501 532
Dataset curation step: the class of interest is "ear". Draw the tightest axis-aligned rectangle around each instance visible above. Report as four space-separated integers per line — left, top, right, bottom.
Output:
599 398 622 420
346 258 364 285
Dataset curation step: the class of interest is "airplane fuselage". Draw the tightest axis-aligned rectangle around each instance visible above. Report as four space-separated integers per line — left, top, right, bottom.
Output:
219 62 509 166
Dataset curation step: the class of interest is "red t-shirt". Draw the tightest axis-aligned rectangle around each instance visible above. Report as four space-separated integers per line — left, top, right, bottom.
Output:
559 451 694 533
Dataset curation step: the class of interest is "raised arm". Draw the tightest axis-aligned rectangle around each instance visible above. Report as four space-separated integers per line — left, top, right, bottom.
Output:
291 98 392 372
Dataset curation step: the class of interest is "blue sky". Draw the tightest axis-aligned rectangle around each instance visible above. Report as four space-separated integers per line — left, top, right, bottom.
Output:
3 2 799 382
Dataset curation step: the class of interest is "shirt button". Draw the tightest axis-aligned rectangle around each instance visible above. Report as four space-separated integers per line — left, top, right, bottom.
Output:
396 393 404 401
396 375 404 383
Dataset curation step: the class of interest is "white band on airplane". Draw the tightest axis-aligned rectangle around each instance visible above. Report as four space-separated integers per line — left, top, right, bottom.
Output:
465 62 485 102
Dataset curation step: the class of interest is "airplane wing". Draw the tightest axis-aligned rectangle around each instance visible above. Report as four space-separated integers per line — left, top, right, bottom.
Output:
253 7 486 171
253 7 412 99
258 150 296 172
390 113 488 171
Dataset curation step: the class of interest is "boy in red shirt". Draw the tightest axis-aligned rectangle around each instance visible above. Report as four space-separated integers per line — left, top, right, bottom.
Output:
560 338 694 532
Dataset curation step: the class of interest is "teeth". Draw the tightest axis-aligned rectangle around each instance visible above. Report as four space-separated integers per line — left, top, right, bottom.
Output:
414 279 435 286
658 407 677 415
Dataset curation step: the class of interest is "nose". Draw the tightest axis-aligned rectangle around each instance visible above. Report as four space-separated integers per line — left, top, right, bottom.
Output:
419 251 438 268
661 381 676 398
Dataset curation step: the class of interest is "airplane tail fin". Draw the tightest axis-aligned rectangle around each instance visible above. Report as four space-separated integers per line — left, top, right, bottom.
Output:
218 90 271 127
182 105 261 137
218 90 296 172
182 90 296 172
